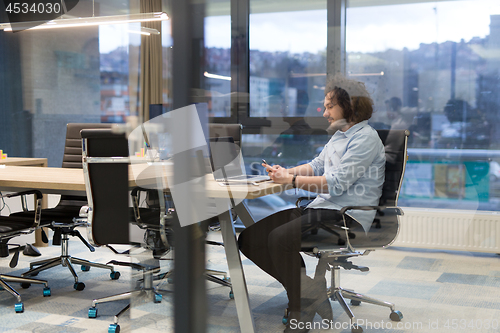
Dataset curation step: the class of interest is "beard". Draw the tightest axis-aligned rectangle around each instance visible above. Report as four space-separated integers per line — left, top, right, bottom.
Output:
326 119 348 135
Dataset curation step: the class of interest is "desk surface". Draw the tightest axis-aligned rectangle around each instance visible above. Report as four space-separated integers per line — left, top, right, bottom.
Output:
0 157 47 167
0 162 275 332
0 165 287 199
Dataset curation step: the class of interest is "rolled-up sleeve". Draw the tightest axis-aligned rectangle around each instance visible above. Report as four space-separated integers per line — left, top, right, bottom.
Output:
308 146 326 176
324 134 381 197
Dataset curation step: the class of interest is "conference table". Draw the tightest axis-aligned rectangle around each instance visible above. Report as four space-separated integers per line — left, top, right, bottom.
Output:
0 163 288 333
0 158 48 246
0 157 47 167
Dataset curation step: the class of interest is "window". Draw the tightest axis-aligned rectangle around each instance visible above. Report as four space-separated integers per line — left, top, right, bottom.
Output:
249 4 327 118
347 0 500 210
204 1 231 117
99 24 138 123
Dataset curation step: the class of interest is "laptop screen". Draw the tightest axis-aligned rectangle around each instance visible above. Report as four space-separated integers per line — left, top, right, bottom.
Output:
208 136 243 178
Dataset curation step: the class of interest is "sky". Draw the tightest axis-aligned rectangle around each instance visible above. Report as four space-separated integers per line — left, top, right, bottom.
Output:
99 20 172 54
100 0 500 55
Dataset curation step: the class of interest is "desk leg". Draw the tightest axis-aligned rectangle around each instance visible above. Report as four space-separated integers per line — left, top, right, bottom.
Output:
235 201 256 228
217 199 256 333
34 195 48 247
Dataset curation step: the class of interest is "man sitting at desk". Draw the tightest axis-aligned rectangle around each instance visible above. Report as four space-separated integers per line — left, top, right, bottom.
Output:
238 76 386 332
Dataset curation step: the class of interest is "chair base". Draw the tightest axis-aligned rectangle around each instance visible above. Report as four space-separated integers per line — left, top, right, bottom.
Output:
22 256 115 289
326 261 403 333
205 269 232 287
293 252 403 333
154 269 233 298
21 234 116 289
0 274 50 312
88 262 163 330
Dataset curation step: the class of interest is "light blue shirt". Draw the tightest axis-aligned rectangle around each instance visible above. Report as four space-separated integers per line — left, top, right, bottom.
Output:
307 120 385 231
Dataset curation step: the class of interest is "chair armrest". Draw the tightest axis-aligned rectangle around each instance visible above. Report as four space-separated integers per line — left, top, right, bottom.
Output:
130 187 143 198
131 186 149 226
1 189 43 200
295 196 317 208
78 205 90 218
0 190 43 229
339 205 404 216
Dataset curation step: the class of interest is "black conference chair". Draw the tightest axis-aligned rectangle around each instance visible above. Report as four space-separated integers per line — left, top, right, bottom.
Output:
0 190 51 313
80 128 172 333
14 123 119 291
204 123 243 285
289 129 409 333
150 124 243 295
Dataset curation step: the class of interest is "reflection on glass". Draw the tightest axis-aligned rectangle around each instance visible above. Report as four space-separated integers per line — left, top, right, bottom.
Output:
244 1 329 211
99 24 141 124
204 14 231 117
249 6 327 118
347 0 500 210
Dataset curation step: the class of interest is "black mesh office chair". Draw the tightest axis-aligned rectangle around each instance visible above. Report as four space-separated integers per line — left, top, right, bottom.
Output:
289 129 409 333
13 123 120 291
0 190 51 313
80 128 173 333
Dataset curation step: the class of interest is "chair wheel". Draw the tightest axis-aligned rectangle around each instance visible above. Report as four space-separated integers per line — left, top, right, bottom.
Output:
74 282 85 291
351 300 361 306
348 232 356 239
351 323 363 333
154 293 162 303
20 283 31 289
43 287 51 297
311 228 318 235
229 290 234 299
338 238 346 246
110 271 121 280
108 323 120 333
81 265 90 272
88 307 98 318
390 310 403 321
15 302 24 313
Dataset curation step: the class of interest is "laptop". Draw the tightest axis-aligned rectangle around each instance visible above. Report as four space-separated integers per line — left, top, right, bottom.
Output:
208 136 270 184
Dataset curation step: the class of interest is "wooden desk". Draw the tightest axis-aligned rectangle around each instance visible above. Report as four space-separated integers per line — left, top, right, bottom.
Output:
0 165 147 195
0 164 285 333
0 157 47 167
1 158 48 246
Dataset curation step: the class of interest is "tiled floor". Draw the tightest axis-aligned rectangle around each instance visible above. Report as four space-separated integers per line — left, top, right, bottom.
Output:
1 229 500 332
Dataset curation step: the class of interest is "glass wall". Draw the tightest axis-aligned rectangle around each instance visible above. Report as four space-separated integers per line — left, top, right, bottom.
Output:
203 0 231 117
4 0 499 214
203 0 500 218
99 24 139 123
236 0 330 217
347 0 500 211
0 1 150 167
249 7 327 118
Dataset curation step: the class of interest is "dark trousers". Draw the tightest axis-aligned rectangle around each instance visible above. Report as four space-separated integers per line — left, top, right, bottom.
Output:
238 207 347 311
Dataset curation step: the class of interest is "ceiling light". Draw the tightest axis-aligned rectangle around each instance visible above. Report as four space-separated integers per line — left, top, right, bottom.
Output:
204 72 231 81
0 12 169 32
128 26 160 36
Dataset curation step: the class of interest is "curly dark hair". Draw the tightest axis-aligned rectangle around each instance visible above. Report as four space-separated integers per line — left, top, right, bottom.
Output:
325 76 374 124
